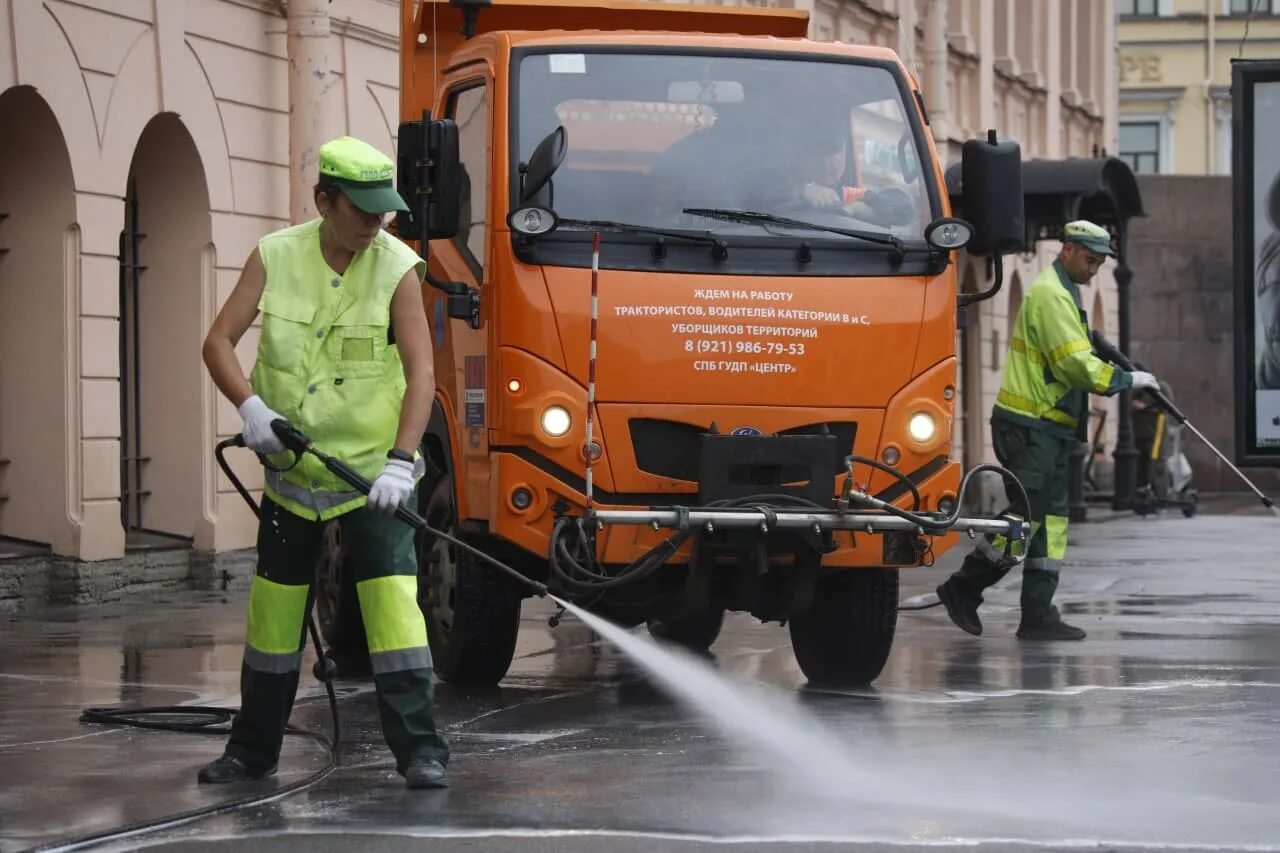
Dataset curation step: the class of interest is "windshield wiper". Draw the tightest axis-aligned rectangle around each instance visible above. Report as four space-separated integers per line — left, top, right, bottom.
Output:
682 207 908 260
557 217 728 260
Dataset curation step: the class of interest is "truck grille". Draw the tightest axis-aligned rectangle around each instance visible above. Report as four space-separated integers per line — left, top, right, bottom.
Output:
628 418 857 482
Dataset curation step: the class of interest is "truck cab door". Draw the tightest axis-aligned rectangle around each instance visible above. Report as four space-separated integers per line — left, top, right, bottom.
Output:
428 75 493 517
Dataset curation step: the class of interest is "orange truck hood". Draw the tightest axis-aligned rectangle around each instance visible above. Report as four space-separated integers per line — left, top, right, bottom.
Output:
543 269 928 409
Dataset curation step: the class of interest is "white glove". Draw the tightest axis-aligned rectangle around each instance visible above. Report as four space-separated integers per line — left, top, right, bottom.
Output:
1130 370 1160 392
238 394 286 454
368 458 415 515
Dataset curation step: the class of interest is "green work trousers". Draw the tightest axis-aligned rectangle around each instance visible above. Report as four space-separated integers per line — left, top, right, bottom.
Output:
953 418 1071 619
225 493 449 774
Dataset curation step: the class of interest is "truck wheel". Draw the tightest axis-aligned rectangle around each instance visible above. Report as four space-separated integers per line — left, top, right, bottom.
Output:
647 608 725 651
314 521 372 678
789 568 899 686
417 473 522 685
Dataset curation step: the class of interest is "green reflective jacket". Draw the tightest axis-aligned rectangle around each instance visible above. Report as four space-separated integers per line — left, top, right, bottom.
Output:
250 218 425 521
993 259 1131 439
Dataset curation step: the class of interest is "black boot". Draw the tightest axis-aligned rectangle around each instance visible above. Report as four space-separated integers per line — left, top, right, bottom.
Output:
936 577 984 636
1016 605 1086 640
1017 568 1085 640
197 754 277 784
936 552 1011 636
405 757 449 789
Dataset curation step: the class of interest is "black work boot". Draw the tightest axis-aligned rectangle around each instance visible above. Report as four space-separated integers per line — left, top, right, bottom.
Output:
936 576 984 636
1017 568 1083 639
936 551 1011 636
405 757 449 789
197 754 277 784
1016 605 1087 641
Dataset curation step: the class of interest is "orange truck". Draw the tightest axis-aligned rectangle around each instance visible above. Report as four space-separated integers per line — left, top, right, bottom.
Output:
318 0 1028 687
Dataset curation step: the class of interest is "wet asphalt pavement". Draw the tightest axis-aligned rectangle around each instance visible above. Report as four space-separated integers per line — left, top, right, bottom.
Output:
3 505 1280 852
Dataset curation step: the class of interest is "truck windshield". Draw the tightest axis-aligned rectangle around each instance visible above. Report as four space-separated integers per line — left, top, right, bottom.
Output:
514 51 934 240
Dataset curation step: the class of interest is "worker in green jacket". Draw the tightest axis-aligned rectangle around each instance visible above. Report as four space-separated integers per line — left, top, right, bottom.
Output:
199 136 449 788
937 220 1160 641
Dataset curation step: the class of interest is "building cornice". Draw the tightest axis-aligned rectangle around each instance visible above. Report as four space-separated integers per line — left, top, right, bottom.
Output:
1119 86 1184 104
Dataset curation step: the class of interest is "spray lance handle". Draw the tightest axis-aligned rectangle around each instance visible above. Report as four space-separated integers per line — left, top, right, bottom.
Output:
266 421 550 595
268 419 424 527
1090 332 1189 425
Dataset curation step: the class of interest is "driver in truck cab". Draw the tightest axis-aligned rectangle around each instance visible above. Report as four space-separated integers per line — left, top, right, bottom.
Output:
768 117 917 227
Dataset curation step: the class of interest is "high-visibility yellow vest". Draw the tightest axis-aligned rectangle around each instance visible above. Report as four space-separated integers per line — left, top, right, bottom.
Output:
250 218 425 521
994 260 1130 436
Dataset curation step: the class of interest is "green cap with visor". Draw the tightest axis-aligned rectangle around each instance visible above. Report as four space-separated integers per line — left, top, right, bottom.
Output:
318 136 409 215
1062 219 1115 257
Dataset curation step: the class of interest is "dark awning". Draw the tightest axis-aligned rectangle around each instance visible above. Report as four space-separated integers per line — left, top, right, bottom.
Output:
945 156 1145 249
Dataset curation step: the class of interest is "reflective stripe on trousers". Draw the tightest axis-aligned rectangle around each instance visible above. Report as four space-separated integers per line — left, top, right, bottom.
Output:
357 575 433 675
244 574 309 674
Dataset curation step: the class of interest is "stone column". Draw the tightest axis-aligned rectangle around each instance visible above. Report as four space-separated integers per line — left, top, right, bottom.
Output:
923 0 951 143
287 0 334 224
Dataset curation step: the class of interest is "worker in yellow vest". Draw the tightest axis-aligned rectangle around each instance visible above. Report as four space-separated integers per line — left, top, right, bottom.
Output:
936 220 1161 641
199 136 448 788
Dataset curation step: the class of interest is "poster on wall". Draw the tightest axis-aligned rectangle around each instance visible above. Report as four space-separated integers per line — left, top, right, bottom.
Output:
1233 60 1280 466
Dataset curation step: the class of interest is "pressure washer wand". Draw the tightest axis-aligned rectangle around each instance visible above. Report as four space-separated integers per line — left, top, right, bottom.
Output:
1092 332 1278 515
268 421 550 596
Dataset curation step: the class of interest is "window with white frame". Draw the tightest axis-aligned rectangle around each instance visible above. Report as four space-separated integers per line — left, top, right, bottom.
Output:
1119 0 1159 15
1229 0 1280 14
1119 0 1176 14
1119 121 1161 173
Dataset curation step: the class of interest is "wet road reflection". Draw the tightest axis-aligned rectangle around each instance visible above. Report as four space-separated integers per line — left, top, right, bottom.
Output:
3 513 1280 851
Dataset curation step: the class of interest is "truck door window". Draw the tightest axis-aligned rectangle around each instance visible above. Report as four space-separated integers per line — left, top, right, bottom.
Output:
447 82 490 280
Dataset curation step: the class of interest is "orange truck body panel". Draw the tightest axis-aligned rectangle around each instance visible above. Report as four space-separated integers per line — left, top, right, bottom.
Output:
399 1 964 572
400 1 809 118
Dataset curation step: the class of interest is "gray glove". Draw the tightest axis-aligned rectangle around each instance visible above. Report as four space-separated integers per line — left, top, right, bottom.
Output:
1130 370 1160 392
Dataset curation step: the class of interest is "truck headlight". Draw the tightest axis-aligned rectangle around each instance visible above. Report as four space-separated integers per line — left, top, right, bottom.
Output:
541 405 572 437
908 412 937 443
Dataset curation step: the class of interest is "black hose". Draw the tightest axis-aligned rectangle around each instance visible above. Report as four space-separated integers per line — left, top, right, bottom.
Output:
31 710 336 853
547 491 834 594
846 454 922 511
43 438 343 853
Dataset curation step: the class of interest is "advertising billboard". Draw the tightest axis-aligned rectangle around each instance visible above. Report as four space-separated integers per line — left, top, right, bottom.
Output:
1233 59 1280 465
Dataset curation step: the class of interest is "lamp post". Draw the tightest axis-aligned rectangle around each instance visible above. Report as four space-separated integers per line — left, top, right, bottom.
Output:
1111 222 1138 510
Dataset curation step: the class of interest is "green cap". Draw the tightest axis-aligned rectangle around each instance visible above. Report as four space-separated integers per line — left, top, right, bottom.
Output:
318 136 409 215
1063 219 1115 257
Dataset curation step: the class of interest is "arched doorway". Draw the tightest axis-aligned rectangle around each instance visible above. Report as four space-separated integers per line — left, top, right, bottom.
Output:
0 87 76 556
120 114 212 547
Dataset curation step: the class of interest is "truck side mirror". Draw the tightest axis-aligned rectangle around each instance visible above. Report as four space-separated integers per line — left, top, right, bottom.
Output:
960 130 1024 256
520 126 567 204
396 114 463 243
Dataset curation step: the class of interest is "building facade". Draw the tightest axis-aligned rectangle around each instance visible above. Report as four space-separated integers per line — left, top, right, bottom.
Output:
0 0 1118 563
0 0 404 560
1118 0 1280 176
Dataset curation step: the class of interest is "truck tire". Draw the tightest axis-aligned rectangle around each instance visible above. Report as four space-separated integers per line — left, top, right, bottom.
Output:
647 608 725 651
789 567 898 686
418 473 522 685
314 521 373 678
